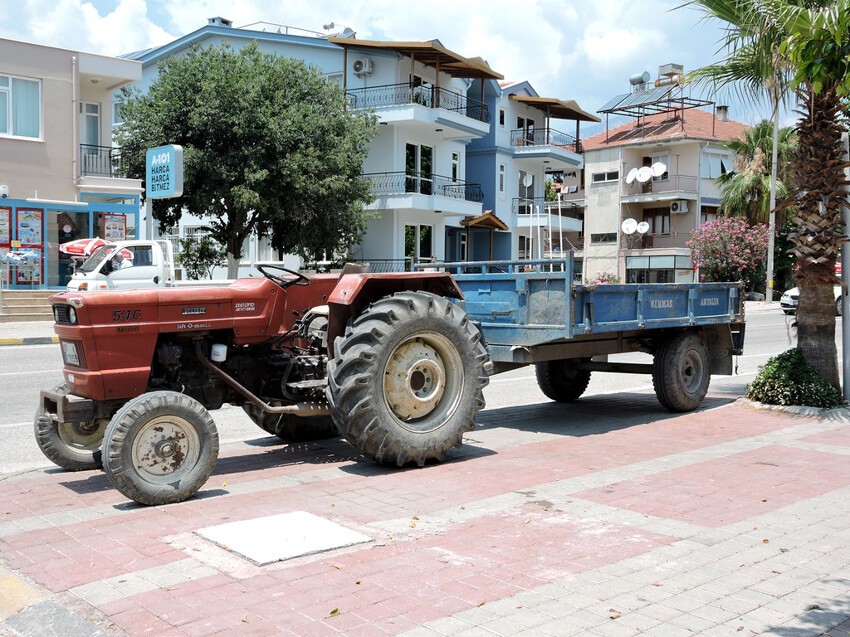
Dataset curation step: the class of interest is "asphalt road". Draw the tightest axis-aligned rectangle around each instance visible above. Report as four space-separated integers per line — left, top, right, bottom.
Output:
0 307 829 477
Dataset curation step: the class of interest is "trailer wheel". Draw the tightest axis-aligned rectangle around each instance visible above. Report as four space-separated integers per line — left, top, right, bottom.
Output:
652 332 710 412
242 404 338 442
535 359 592 402
327 291 489 467
34 383 104 471
103 391 219 506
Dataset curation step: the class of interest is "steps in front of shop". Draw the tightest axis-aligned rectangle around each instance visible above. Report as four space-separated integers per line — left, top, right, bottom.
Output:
0 290 55 322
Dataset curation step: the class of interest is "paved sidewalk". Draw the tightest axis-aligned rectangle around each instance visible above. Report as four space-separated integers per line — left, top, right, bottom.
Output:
2 391 850 636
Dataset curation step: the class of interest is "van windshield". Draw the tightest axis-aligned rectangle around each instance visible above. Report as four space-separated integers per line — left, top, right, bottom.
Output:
77 245 117 273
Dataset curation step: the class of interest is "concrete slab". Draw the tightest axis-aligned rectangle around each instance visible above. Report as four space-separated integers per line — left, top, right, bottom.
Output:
196 511 370 565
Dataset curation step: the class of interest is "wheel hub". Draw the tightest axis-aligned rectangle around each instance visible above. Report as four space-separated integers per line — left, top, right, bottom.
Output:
131 416 199 483
384 339 447 420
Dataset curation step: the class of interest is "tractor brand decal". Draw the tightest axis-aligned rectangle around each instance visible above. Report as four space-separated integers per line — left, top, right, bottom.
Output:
234 302 256 312
112 309 142 321
649 299 673 309
117 326 140 333
182 307 207 315
700 298 721 306
177 322 212 330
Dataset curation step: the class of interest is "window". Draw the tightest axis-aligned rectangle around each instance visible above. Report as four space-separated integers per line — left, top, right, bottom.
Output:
590 232 617 244
498 164 506 198
644 209 670 235
405 143 433 194
701 206 718 225
650 153 669 180
702 151 734 178
404 224 433 262
591 170 619 183
0 74 41 138
112 100 124 127
451 152 459 181
498 109 505 128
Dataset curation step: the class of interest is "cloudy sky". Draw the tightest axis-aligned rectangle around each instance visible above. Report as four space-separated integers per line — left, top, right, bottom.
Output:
5 0 783 132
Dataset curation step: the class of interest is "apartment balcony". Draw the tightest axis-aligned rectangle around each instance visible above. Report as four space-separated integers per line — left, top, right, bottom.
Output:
513 197 583 233
622 174 698 204
509 127 584 170
77 144 142 195
364 171 484 217
346 83 490 138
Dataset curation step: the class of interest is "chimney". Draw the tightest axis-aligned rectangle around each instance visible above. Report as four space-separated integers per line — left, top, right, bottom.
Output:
716 105 729 122
208 17 233 28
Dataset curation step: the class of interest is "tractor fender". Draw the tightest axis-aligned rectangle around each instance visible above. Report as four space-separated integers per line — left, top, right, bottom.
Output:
326 272 463 356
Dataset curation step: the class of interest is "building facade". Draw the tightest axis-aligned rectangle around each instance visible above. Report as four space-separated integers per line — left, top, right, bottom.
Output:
0 38 141 289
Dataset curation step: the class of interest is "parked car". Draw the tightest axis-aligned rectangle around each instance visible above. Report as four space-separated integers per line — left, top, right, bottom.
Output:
780 285 842 316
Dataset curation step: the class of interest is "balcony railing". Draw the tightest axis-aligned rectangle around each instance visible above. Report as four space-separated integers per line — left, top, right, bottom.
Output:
346 83 490 123
510 128 582 153
365 171 484 202
513 197 584 222
79 144 126 178
624 174 698 196
621 234 654 250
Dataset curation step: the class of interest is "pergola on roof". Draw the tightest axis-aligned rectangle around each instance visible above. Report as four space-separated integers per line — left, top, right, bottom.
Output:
328 37 503 80
509 96 601 123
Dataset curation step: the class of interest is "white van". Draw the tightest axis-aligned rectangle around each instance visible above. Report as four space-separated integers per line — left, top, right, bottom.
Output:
66 240 176 291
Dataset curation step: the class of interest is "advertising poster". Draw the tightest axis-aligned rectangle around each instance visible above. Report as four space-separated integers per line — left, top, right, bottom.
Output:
103 214 126 241
0 207 9 245
13 247 41 285
16 209 43 245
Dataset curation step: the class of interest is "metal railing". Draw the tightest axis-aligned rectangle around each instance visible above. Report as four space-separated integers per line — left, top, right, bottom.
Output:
621 234 654 250
346 83 490 123
364 171 484 202
510 127 581 153
79 144 126 178
624 174 698 196
513 197 584 221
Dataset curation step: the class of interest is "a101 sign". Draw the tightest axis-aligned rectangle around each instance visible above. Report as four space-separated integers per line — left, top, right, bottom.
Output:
146 145 184 199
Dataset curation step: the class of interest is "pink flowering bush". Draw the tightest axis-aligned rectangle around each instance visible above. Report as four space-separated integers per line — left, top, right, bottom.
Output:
688 217 770 291
586 271 620 285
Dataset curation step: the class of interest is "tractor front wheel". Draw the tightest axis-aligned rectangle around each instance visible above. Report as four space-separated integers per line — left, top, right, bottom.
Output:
34 383 104 471
103 391 219 505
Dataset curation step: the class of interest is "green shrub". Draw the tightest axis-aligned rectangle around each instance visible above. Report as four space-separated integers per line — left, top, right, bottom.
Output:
746 348 844 408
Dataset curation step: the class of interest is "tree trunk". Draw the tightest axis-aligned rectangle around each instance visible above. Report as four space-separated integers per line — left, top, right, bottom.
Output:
226 252 239 279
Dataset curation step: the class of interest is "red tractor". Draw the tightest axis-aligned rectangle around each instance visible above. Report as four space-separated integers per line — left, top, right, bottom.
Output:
38 265 490 505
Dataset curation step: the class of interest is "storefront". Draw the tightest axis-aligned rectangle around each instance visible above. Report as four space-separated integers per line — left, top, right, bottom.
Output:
0 192 140 289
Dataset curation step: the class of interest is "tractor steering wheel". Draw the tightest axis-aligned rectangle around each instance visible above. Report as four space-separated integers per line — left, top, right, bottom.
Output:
257 264 310 289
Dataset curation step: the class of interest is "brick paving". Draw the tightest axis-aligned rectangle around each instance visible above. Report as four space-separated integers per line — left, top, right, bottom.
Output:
2 394 850 636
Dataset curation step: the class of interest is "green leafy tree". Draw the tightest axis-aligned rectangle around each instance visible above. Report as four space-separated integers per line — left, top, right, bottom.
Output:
687 0 850 391
116 43 378 276
178 234 227 280
688 217 770 291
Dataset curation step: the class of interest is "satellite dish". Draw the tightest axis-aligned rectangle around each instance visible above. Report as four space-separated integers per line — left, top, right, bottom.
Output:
522 174 534 188
636 167 652 183
621 218 638 235
626 167 639 184
650 162 667 177
637 221 650 234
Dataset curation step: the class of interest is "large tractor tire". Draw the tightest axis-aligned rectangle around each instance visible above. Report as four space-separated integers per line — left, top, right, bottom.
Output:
535 359 592 402
102 391 219 506
34 383 104 471
327 291 489 467
242 403 338 442
652 332 710 412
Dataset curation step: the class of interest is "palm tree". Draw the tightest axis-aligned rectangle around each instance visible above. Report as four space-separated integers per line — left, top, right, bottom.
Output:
717 119 795 224
687 0 850 391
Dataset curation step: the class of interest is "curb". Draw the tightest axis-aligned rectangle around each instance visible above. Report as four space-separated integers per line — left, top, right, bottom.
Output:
0 337 59 347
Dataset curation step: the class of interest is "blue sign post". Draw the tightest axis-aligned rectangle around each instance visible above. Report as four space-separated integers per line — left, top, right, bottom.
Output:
145 145 184 199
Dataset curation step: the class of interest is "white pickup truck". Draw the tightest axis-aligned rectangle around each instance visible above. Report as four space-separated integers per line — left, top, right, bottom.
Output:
66 240 177 292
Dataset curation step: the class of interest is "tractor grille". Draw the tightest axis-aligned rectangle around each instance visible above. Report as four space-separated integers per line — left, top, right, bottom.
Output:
53 305 72 324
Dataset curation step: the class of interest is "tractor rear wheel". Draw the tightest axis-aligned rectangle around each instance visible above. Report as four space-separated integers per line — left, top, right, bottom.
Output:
103 391 219 505
327 291 489 466
535 359 592 402
34 383 104 471
242 403 338 442
652 332 710 412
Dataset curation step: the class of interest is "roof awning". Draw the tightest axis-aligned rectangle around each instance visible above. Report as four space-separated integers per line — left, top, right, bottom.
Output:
509 96 601 122
328 37 503 80
460 210 509 230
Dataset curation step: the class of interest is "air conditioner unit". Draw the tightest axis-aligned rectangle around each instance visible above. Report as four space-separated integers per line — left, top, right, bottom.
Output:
670 199 689 214
352 58 373 76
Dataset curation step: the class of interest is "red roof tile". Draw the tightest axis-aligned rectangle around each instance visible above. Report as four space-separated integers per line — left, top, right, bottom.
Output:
582 108 747 150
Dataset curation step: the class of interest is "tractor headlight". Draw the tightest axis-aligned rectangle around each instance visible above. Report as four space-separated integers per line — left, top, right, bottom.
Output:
68 307 77 325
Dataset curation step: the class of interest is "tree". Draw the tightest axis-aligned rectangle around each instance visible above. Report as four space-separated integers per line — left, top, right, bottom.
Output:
116 43 378 277
717 119 795 224
689 217 771 291
687 0 850 392
178 234 227 280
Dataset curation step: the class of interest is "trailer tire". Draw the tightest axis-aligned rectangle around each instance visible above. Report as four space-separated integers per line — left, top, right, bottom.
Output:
242 404 338 442
535 359 592 402
327 291 489 467
34 383 104 471
103 391 219 506
652 332 710 412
